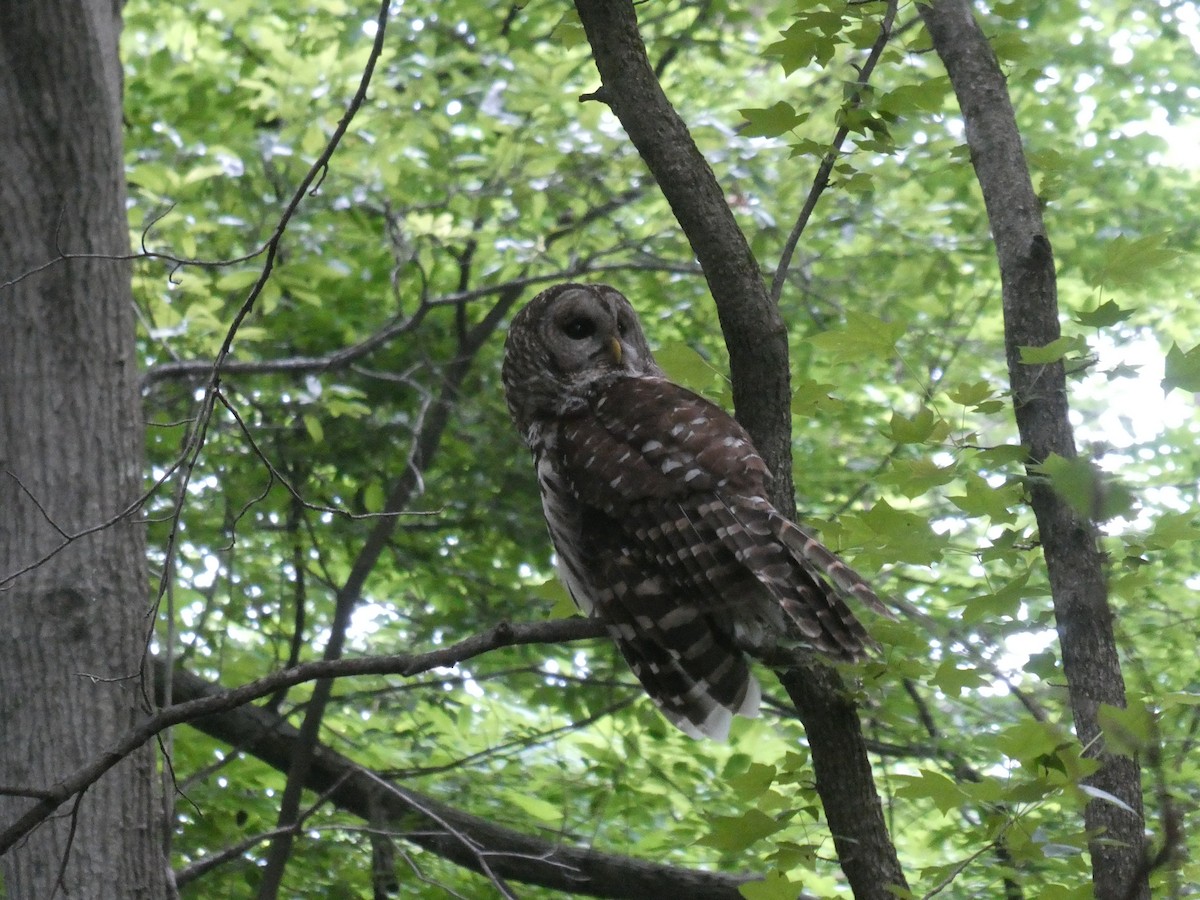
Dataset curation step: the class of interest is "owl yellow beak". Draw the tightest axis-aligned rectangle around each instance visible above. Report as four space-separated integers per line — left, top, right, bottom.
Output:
610 337 623 365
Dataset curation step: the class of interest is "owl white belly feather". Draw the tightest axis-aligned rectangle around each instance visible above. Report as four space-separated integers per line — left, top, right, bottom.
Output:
534 449 596 615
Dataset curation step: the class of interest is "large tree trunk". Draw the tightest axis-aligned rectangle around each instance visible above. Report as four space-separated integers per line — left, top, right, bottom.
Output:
0 3 171 896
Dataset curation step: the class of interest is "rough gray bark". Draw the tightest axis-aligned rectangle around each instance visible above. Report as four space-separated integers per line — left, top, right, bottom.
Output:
918 3 1148 898
572 3 907 898
0 2 171 898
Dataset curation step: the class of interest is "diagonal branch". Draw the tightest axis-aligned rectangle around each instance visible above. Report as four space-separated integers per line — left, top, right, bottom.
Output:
0 616 608 854
573 0 795 506
917 3 1147 898
572 4 907 898
770 0 900 305
160 657 756 900
0 615 763 899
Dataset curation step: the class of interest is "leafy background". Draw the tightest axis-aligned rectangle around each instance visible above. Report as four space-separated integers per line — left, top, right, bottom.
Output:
115 0 1200 896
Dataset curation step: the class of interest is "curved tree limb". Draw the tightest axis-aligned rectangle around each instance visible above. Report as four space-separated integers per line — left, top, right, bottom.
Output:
160 658 758 900
572 4 907 898
917 3 1147 898
0 617 607 855
0 614 762 899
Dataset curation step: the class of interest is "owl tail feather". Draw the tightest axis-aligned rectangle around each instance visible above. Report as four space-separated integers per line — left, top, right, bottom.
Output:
776 518 891 617
603 621 761 741
768 514 892 661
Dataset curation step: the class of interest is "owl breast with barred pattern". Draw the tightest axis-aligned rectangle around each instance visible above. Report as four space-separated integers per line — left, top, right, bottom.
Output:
502 282 886 740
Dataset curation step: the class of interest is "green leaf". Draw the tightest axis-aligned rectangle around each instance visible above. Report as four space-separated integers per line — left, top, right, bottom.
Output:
893 769 964 815
1072 299 1136 328
1000 779 1057 804
1097 701 1153 757
1024 651 1059 679
507 791 563 823
549 15 587 48
767 840 819 871
887 407 937 444
1105 363 1141 381
1162 342 1200 393
764 14 844 74
699 809 784 853
1087 232 1180 288
809 311 905 361
960 568 1032 624
973 444 1029 467
947 472 1023 523
738 870 802 900
857 499 945 566
946 380 994 406
362 481 385 514
932 659 986 696
655 341 722 396
877 77 951 115
1161 691 1200 709
879 458 957 498
215 268 264 293
739 101 808 137
995 720 1075 766
726 762 776 801
183 163 228 184
302 414 324 444
531 577 577 619
790 379 843 416
1018 334 1088 365
1037 453 1135 521
1144 511 1200 550
839 171 874 194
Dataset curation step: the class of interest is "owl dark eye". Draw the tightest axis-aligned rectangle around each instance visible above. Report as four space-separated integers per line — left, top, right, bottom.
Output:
562 317 596 340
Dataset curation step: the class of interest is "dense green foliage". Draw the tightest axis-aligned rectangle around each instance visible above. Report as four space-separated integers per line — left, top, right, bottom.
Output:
118 1 1200 896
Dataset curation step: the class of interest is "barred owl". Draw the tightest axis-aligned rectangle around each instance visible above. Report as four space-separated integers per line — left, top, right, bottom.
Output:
502 283 886 740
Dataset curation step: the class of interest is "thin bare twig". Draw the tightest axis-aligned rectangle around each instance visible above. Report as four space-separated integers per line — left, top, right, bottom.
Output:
367 775 520 900
770 0 900 305
174 773 352 888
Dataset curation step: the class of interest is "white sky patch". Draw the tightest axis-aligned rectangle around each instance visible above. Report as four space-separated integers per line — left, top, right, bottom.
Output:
192 553 221 589
982 628 1060 697
463 674 485 698
347 601 389 644
1076 329 1195 449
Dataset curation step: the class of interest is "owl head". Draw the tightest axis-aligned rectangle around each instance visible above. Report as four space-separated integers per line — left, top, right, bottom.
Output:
503 283 664 432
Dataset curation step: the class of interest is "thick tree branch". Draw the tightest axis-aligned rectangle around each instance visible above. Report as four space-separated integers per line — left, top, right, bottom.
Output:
917 3 1147 898
0 615 760 898
572 4 907 898
573 0 794 504
159 659 756 899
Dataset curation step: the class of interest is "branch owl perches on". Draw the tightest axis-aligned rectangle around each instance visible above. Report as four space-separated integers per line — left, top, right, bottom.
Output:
503 282 886 740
